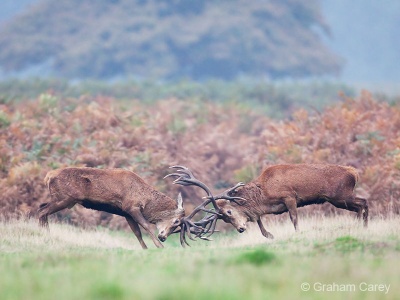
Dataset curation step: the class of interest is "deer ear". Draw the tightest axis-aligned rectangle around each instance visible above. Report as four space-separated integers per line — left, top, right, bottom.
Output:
176 193 183 210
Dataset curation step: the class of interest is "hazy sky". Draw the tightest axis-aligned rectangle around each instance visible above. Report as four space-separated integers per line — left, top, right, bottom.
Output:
321 0 400 84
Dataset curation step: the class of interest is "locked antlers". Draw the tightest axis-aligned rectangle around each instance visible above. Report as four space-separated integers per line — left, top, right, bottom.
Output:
164 165 246 247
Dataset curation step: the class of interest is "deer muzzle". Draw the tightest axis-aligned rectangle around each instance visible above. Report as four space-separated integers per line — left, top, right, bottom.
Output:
238 227 246 233
158 234 167 242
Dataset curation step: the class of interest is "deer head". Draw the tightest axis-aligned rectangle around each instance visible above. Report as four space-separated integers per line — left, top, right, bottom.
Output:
213 183 249 232
164 166 247 245
215 199 248 233
157 193 185 242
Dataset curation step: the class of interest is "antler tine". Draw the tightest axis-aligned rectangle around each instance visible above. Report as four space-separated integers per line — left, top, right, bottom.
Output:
171 224 206 235
229 182 246 191
203 217 219 238
211 182 247 205
193 215 217 238
180 224 190 247
168 166 197 181
179 217 211 246
163 174 192 186
173 166 213 195
169 165 194 175
165 165 219 211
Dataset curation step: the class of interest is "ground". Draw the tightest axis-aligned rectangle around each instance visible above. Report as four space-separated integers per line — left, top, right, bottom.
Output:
0 215 398 300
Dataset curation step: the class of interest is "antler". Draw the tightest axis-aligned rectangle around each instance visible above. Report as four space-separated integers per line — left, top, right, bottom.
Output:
164 166 220 211
164 166 222 246
211 182 247 205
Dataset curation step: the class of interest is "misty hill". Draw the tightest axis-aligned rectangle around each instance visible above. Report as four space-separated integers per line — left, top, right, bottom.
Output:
0 0 342 80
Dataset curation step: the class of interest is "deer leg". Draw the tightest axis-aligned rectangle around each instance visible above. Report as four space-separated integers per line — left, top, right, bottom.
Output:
330 196 368 227
127 208 164 249
38 203 50 228
257 219 274 239
357 197 369 227
38 200 71 228
354 197 369 227
125 216 148 250
284 197 298 231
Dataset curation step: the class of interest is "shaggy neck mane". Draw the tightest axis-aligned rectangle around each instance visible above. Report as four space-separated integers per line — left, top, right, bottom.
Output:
239 182 265 220
242 182 264 203
141 189 183 223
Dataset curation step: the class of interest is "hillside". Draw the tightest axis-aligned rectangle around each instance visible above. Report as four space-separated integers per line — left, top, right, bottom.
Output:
0 91 399 228
0 0 342 79
0 78 356 118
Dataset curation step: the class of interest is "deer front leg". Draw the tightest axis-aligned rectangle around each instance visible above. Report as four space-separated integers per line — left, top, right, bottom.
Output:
284 197 298 231
125 216 148 250
127 208 164 248
257 219 274 239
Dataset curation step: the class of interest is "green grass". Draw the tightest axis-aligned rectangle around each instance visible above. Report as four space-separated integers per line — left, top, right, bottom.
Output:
1 216 399 300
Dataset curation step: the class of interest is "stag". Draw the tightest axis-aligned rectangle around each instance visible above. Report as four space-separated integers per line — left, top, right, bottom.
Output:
213 164 369 239
167 164 368 241
39 167 187 249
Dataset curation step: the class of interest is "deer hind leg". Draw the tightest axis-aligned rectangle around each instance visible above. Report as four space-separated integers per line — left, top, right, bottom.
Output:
284 197 298 231
127 207 164 249
125 216 148 250
38 203 50 227
257 219 274 239
355 197 368 227
330 196 368 227
38 199 72 228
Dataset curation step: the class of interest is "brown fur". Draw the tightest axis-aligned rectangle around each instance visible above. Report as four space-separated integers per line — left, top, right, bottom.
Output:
39 167 185 249
216 164 368 239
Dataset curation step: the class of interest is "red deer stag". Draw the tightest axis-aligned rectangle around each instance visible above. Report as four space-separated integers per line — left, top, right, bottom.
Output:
214 164 368 239
167 164 368 241
38 167 187 249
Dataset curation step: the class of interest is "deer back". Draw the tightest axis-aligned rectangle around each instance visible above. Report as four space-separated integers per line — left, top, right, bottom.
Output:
257 164 358 199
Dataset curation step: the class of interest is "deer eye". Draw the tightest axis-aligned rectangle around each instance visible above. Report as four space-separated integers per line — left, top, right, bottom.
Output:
226 210 232 216
174 219 180 225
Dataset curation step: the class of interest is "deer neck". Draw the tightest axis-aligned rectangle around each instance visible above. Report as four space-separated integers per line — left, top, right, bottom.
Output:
240 182 266 221
141 192 181 223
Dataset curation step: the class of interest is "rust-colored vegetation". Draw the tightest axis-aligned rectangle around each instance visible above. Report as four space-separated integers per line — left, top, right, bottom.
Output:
1 91 399 229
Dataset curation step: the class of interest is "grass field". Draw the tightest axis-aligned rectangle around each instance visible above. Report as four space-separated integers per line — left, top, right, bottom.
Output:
1 215 399 300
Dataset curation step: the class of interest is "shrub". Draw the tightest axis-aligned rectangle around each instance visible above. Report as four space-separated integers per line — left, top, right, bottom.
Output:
0 91 399 227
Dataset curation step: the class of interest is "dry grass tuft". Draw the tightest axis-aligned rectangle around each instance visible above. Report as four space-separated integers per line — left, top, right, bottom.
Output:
0 219 140 253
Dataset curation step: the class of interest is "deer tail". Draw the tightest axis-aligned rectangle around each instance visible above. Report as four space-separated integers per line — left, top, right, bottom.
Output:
44 170 59 188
